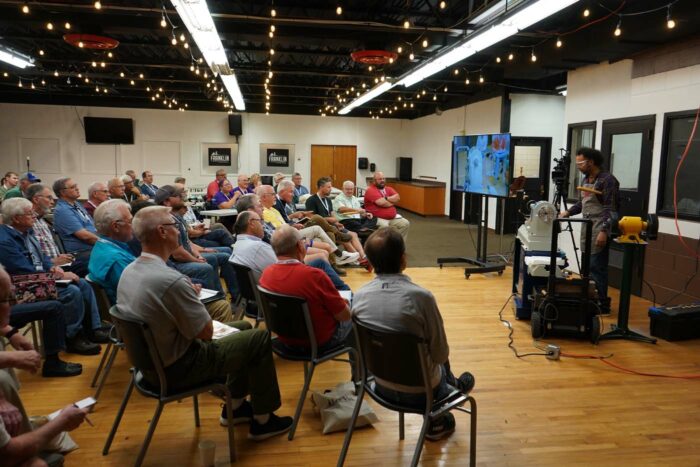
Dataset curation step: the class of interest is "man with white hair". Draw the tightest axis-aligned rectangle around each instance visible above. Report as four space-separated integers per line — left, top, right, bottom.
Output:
83 181 110 218
25 184 74 269
116 205 293 438
0 198 102 358
333 180 377 233
291 172 309 204
121 174 145 203
363 171 410 239
89 200 232 322
52 177 99 254
232 173 254 198
107 177 126 202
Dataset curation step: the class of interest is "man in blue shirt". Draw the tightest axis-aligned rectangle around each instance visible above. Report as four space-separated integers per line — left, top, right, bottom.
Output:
291 172 309 204
52 178 98 261
0 199 103 368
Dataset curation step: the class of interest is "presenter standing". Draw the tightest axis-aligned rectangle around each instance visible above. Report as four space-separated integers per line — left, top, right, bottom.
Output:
561 147 620 314
364 172 410 240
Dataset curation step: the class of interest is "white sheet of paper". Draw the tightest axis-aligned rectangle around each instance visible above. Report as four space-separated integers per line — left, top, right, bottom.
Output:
198 288 219 301
48 396 97 420
339 290 353 303
55 279 72 285
212 320 241 340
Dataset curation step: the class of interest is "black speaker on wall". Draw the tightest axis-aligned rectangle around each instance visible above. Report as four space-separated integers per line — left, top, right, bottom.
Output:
358 157 369 169
228 114 242 136
397 157 412 181
369 163 376 172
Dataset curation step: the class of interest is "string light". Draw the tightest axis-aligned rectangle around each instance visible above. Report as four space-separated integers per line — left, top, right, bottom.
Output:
508 52 514 61
119 72 125 77
91 61 97 67
179 33 186 42
100 61 106 67
53 70 59 77
666 6 675 29
107 52 113 58
46 22 54 30
465 77 470 85
21 4 29 13
160 14 167 28
139 73 144 78
397 46 403 53
171 36 177 45
336 5 342 15
41 79 45 85
65 22 71 29
453 69 459 76
531 49 537 62
556 37 562 48
479 75 484 83
439 1 446 9
496 56 501 63
31 82 35 89
78 41 84 48
94 1 102 10
443 86 448 92
403 19 410 29
583 7 590 17
18 79 22 88
422 39 428 48
409 52 414 60
39 50 45 56
614 18 622 36
271 8 276 17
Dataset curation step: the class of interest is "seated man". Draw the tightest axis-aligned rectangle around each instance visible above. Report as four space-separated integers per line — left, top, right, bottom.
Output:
107 177 126 202
259 226 355 368
291 172 309 204
139 171 158 199
352 227 474 441
206 169 228 202
116 205 292 438
0 265 89 465
3 172 40 200
258 184 358 267
0 171 19 199
333 180 377 233
155 185 238 298
25 184 80 274
230 211 348 291
171 182 234 249
305 177 369 268
82 182 109 218
0 198 103 357
363 171 410 239
122 175 145 203
52 178 99 269
88 200 232 322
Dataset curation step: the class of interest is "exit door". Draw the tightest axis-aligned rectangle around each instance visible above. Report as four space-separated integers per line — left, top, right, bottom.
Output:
600 115 655 296
310 145 357 190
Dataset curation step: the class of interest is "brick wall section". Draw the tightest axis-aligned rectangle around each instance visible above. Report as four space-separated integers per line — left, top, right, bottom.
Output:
643 232 700 305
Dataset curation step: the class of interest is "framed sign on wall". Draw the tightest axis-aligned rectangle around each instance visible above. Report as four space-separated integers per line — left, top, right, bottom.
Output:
201 143 238 176
259 143 295 174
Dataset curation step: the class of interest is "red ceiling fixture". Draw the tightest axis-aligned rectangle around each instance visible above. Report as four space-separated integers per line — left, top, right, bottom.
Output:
350 50 397 65
63 34 119 49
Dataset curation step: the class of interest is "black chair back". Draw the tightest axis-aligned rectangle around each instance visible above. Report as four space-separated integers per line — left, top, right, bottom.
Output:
257 285 316 344
231 263 258 303
109 306 168 395
352 316 430 390
86 275 113 320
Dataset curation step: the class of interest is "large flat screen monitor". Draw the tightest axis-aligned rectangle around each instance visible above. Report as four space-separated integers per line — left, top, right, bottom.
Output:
452 133 512 197
84 117 134 144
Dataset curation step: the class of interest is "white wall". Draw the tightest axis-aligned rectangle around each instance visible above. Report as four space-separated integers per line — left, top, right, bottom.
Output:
0 103 403 191
565 59 700 238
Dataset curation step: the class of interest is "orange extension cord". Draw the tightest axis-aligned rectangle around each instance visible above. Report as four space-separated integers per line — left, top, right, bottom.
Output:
560 352 700 380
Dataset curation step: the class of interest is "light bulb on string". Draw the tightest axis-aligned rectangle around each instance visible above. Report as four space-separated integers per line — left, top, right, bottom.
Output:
270 25 276 32
583 7 590 17
443 86 448 92
479 75 484 83
271 8 276 17
184 42 189 49
78 41 84 48
94 1 101 10
368 65 373 71
31 82 35 89
107 52 113 58
508 52 514 61
39 49 44 56
139 73 144 79
422 39 428 48
46 22 54 30
465 77 470 85
397 46 403 54
91 61 97 67
100 61 106 67
496 56 501 63
530 49 537 62
179 33 186 42
130 80 135 85
119 72 125 77
409 52 415 60
65 22 71 29
54 70 59 77
41 79 46 85
614 18 621 36
21 4 29 13
439 1 446 9
336 5 342 15
171 36 177 45
556 37 562 48
666 7 675 29
403 19 410 29
160 15 167 28
18 79 22 88
453 69 459 76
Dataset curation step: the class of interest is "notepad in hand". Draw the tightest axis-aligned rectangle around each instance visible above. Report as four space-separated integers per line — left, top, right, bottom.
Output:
198 288 219 301
48 396 96 420
212 320 241 340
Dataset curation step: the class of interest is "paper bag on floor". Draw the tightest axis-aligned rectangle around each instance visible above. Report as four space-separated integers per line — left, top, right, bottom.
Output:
310 381 379 434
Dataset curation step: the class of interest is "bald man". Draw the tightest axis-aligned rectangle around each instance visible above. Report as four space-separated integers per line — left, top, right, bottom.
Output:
363 171 410 240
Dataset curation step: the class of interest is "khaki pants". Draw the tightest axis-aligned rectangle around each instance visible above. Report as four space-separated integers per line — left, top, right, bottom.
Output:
377 216 410 240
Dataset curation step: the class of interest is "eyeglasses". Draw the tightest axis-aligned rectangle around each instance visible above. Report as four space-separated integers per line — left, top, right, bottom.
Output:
115 219 132 226
64 185 78 190
249 218 262 223
575 160 589 166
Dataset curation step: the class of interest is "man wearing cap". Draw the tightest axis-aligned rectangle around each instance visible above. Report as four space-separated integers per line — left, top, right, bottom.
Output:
2 173 40 200
0 172 19 199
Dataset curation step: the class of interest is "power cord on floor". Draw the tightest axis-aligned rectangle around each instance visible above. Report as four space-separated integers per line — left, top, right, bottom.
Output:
497 294 548 358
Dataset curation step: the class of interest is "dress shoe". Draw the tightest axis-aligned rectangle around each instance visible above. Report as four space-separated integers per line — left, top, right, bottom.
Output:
66 335 101 355
42 357 83 377
89 326 113 344
332 265 347 276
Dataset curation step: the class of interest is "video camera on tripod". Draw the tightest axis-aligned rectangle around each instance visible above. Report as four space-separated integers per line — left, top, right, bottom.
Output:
551 148 571 198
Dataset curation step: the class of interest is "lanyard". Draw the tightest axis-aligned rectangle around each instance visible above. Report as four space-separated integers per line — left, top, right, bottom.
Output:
24 235 45 271
321 197 331 215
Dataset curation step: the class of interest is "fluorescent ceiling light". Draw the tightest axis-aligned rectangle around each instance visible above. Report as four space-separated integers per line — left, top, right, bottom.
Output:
469 0 506 26
0 46 34 69
169 0 244 110
338 81 393 115
398 0 579 88
220 74 245 111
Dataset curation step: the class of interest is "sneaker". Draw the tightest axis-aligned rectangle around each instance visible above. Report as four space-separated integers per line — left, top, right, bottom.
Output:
336 251 360 265
359 258 373 272
456 372 476 393
42 358 83 377
425 412 456 441
248 413 293 441
220 400 254 426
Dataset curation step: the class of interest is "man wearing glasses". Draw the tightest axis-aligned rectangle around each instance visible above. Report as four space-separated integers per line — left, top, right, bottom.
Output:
561 147 620 314
82 182 110 218
52 178 99 256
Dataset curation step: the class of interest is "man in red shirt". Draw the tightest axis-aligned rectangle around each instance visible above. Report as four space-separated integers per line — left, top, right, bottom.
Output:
259 225 355 376
206 169 228 201
363 171 410 239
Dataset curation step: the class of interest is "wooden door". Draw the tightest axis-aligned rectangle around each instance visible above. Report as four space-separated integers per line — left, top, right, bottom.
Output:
310 144 356 190
310 145 335 191
332 145 357 188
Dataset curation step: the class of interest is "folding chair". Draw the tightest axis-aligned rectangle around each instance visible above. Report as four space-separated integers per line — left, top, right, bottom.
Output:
103 307 236 467
230 262 264 327
337 316 477 467
257 285 356 440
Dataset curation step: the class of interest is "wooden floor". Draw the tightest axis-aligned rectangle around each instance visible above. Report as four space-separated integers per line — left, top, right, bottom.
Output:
15 267 700 466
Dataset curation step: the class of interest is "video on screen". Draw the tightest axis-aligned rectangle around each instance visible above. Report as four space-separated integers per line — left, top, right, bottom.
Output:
452 133 511 197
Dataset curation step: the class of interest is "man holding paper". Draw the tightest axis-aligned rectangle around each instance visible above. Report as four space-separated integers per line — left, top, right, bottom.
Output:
116 205 292 439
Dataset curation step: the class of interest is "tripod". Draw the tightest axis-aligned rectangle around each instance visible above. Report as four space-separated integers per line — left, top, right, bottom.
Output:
551 150 582 274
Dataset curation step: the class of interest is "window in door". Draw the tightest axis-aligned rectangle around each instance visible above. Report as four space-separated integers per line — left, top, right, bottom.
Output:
566 122 596 200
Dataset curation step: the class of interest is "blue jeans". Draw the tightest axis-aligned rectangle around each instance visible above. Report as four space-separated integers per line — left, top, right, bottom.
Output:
306 258 350 291
193 229 235 248
57 284 86 339
10 300 66 355
76 278 101 330
174 261 222 293
589 242 610 303
202 250 238 298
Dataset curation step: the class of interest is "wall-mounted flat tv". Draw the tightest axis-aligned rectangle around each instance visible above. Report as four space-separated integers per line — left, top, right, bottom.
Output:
452 133 512 197
84 117 134 144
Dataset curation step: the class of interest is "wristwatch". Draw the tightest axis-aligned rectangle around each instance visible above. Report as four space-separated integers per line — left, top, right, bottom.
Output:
4 327 19 339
